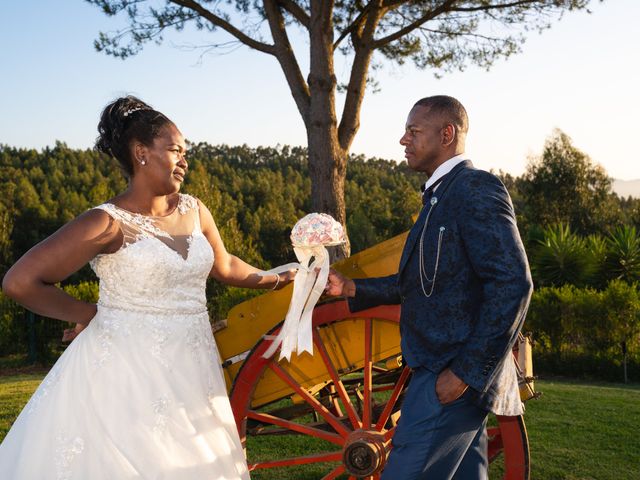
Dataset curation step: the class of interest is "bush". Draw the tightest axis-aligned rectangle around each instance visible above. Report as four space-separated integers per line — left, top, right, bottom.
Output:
0 291 26 356
526 281 640 381
534 351 640 383
62 281 99 303
0 282 100 364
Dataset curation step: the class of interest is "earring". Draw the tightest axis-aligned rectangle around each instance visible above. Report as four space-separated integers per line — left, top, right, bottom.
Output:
140 159 146 165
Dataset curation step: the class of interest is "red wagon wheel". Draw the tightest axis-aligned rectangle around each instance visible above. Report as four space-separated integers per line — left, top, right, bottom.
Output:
229 301 530 479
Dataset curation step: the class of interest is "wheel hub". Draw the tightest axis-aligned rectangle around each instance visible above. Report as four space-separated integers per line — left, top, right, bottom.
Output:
342 430 387 477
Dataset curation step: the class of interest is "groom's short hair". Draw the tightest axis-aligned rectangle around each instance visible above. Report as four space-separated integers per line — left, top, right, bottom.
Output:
414 95 469 135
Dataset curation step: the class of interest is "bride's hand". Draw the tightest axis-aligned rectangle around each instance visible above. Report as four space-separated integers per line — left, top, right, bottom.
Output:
274 269 297 290
62 323 87 343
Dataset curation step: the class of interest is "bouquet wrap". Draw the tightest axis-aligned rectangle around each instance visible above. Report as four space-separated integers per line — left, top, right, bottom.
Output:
260 213 346 361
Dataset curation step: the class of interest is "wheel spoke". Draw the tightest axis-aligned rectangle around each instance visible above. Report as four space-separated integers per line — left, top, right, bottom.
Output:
328 384 344 417
249 450 342 470
383 425 396 442
321 464 346 480
363 318 373 428
247 410 344 446
268 361 351 437
372 385 396 392
314 328 362 429
375 366 411 431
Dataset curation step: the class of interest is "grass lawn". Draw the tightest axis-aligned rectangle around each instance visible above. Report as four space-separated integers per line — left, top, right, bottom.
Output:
0 373 44 440
523 379 640 480
1 374 638 479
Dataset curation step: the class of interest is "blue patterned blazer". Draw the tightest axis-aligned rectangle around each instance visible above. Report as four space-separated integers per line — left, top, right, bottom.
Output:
348 160 533 415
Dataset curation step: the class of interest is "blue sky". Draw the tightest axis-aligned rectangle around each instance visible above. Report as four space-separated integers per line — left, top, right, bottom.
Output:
1 1 638 179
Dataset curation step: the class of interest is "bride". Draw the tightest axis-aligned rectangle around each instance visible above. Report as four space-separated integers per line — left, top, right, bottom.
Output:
0 96 293 479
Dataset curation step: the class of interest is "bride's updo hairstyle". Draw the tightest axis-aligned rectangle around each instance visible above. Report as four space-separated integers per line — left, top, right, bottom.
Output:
95 95 174 177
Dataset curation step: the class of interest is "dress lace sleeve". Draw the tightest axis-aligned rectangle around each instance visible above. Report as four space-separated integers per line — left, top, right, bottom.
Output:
178 194 202 231
92 204 146 248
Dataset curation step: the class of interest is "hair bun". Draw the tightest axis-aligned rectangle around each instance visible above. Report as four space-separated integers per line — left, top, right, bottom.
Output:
95 96 152 156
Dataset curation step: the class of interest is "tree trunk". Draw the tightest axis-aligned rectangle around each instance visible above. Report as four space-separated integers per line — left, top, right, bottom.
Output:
307 127 349 260
307 0 350 259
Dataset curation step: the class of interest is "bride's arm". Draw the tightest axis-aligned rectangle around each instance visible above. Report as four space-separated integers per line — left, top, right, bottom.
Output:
197 199 294 289
1 210 122 325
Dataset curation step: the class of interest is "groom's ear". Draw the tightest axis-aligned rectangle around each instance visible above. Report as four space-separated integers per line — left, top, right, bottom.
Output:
441 123 456 147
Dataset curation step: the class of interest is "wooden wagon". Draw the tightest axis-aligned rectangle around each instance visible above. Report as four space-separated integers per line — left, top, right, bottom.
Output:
214 230 538 479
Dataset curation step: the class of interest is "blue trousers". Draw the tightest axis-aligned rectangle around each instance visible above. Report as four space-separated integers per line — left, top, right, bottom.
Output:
381 368 489 480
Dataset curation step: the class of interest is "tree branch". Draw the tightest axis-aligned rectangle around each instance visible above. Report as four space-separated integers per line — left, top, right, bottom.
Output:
278 0 310 28
169 0 276 55
263 0 311 122
333 1 377 49
452 0 542 13
372 0 458 48
373 0 551 48
338 1 384 150
381 0 413 8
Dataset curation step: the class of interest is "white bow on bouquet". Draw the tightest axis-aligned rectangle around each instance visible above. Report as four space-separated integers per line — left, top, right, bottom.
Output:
260 213 346 361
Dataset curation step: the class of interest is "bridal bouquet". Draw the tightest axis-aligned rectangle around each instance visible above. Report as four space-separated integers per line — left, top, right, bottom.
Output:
261 213 346 361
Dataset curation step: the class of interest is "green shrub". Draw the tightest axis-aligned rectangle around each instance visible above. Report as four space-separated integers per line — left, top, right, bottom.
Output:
526 281 640 381
62 281 99 303
0 282 100 363
0 291 25 356
605 226 640 283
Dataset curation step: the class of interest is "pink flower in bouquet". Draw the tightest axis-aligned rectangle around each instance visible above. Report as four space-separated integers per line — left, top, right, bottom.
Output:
290 213 346 248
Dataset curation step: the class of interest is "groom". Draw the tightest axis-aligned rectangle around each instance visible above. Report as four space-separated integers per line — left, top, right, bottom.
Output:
326 95 532 479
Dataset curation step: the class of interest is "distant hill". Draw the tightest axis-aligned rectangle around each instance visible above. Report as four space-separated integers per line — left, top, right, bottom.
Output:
612 179 640 198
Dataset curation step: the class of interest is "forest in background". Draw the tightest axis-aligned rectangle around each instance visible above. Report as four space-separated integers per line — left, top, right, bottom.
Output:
1 129 640 381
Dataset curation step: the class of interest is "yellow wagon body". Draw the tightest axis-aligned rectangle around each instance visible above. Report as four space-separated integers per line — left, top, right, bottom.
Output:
215 232 409 406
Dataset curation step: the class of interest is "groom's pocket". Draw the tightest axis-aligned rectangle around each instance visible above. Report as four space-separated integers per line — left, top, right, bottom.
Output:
421 222 462 277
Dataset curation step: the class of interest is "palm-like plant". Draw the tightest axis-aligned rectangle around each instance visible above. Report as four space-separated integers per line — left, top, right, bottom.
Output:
531 223 594 287
605 226 640 283
586 233 608 289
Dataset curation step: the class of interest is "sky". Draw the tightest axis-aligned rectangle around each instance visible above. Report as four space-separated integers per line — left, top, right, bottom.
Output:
1 0 639 180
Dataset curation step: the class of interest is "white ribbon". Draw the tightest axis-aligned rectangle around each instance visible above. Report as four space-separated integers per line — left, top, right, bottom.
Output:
259 245 331 361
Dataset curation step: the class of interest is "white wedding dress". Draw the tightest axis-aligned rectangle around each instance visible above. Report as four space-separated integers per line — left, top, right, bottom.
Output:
0 194 250 479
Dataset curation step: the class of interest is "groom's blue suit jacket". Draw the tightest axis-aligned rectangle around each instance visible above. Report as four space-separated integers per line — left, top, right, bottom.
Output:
348 160 533 413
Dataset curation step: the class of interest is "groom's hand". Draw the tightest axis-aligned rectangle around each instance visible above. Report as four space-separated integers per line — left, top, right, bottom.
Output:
435 368 468 405
325 269 356 298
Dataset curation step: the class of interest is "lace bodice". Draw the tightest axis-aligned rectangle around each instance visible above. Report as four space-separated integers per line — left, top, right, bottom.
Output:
90 194 214 314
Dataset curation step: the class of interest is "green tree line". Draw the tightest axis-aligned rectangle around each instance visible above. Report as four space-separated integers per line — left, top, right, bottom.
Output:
0 141 424 278
2 129 640 379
